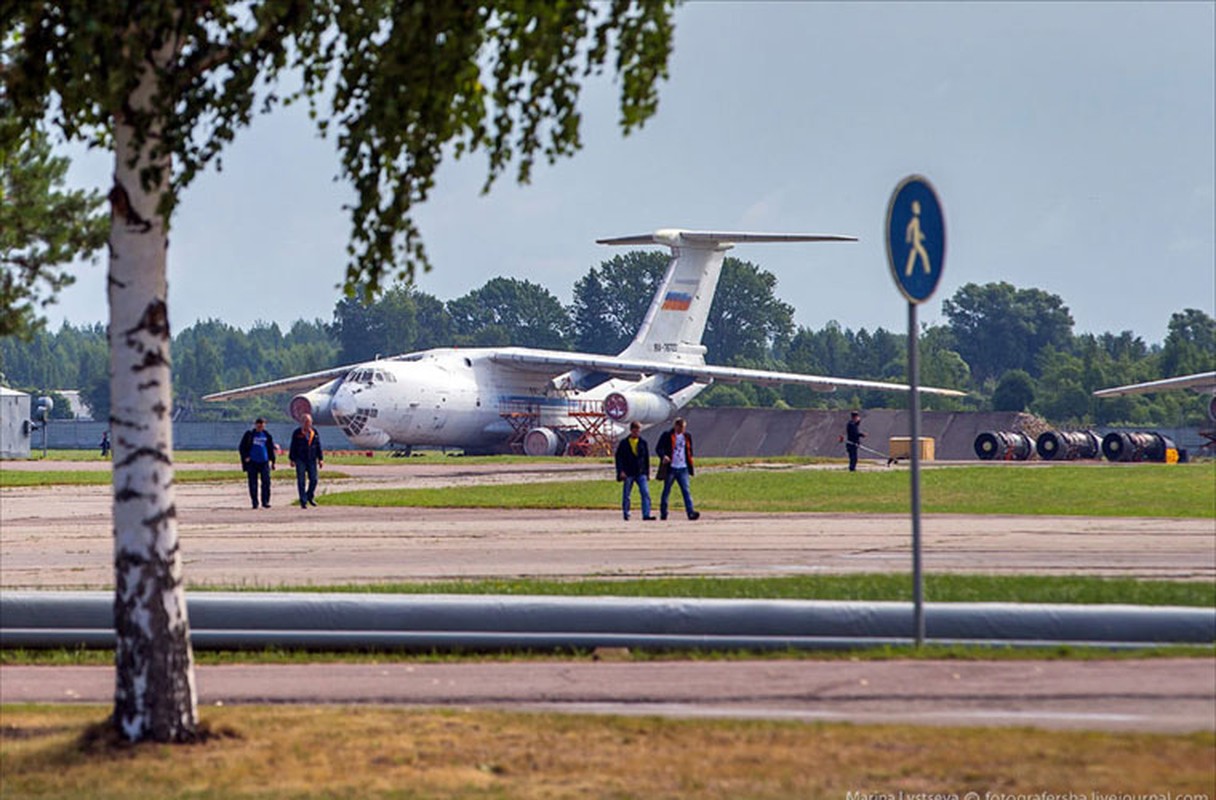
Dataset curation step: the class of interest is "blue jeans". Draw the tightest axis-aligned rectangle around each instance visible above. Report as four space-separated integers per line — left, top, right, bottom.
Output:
295 461 319 505
246 462 271 507
661 467 695 518
622 475 652 520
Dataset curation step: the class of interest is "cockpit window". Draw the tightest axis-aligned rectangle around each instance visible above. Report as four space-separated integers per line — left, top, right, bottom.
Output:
346 367 399 384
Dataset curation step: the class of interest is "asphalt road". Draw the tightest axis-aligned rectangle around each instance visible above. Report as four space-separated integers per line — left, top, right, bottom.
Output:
3 659 1213 733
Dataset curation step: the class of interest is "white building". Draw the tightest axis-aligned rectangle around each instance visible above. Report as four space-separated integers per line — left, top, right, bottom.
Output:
53 389 94 420
0 387 32 459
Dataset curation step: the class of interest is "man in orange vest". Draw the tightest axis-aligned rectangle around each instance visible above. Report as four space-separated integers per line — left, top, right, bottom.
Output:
289 413 325 509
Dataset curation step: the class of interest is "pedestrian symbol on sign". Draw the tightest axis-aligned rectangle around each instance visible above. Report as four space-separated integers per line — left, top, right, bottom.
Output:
904 200 932 277
886 176 945 304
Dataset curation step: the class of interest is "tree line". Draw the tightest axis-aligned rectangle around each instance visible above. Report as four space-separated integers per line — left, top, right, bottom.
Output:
2 258 1213 427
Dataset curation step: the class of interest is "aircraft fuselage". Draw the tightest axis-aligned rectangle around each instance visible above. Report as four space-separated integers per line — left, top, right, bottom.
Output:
308 349 699 452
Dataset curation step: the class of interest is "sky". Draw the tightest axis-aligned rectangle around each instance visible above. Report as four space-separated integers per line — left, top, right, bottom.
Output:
45 1 1215 348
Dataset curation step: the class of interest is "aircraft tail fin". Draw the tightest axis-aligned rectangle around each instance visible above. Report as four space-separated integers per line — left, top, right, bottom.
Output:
597 229 856 365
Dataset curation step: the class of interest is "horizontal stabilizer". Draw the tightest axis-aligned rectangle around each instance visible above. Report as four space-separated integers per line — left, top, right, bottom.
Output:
597 229 857 247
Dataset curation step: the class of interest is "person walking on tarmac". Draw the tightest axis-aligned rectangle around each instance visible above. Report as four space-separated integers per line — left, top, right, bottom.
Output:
845 410 866 472
615 421 655 521
238 418 276 508
655 416 700 520
289 413 324 508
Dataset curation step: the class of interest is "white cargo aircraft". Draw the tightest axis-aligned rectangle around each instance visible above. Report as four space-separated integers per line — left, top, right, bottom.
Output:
205 229 966 454
1093 371 1216 421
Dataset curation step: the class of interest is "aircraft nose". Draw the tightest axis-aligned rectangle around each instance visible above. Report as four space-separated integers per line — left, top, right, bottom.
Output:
331 387 357 418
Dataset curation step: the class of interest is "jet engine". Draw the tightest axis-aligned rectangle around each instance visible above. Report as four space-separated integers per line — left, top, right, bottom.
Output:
1035 430 1101 461
523 427 568 456
973 430 1033 461
1101 431 1179 463
602 391 677 425
288 378 342 426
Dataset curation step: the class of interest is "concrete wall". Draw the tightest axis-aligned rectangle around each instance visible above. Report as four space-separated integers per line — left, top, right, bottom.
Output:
11 412 1211 460
680 407 1046 460
29 420 358 453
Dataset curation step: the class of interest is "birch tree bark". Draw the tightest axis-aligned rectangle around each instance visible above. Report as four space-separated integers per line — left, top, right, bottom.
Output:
2 0 674 745
107 36 198 743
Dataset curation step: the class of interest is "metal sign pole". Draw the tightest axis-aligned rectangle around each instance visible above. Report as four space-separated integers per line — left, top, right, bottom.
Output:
885 174 944 650
908 301 924 646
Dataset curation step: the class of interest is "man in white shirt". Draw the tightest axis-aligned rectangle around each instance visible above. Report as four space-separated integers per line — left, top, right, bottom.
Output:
654 417 700 521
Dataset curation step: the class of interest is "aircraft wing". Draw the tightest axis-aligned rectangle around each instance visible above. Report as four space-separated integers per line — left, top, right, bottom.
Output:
203 350 439 402
1092 371 1216 398
202 366 355 402
491 348 967 397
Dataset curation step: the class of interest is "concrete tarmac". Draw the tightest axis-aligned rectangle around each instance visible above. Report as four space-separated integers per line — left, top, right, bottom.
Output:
1 462 1213 588
2 460 1214 733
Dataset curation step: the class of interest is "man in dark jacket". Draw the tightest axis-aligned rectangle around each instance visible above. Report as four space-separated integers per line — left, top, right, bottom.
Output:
614 421 655 521
845 410 865 472
289 413 324 509
654 416 700 520
238 418 276 508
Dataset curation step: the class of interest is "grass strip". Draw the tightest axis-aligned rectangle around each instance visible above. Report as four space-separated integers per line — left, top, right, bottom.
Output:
5 642 1214 667
206 574 1216 608
1 705 1212 799
321 463 1216 517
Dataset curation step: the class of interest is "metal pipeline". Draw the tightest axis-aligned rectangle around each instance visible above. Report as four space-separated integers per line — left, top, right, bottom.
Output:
2 592 1211 650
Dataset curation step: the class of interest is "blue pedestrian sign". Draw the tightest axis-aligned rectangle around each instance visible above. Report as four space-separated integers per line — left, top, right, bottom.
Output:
885 175 946 304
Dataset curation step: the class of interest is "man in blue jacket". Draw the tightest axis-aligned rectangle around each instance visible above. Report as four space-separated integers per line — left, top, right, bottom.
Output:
614 421 655 521
289 413 324 509
238 418 276 509
845 410 866 472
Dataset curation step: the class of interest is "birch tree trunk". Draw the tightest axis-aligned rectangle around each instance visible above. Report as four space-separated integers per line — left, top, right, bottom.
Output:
108 38 198 743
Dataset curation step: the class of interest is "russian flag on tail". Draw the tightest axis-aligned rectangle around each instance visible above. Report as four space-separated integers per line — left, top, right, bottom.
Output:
661 291 692 311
